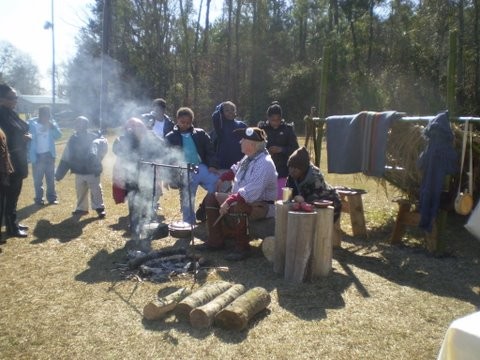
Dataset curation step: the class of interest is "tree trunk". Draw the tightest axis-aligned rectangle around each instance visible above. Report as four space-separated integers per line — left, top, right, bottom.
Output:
215 287 271 331
190 284 246 328
274 201 289 274
143 287 191 320
175 281 233 318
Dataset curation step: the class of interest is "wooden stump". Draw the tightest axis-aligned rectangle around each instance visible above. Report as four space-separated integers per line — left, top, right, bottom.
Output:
175 281 232 318
274 201 289 274
311 207 333 278
190 284 246 328
214 287 271 331
143 287 191 320
332 218 342 248
284 211 317 283
262 236 275 262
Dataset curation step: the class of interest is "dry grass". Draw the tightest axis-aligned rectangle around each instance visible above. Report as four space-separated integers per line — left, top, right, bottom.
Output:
0 134 479 359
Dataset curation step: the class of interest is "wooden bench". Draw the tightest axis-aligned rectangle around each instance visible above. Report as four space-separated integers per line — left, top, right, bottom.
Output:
390 199 438 252
337 188 368 237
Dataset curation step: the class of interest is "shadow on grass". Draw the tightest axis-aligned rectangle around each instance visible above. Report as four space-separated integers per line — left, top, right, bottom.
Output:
108 215 130 238
17 203 45 222
31 216 98 244
75 247 127 283
335 214 480 307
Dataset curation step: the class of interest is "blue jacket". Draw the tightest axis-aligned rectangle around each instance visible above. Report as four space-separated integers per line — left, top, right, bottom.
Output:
165 125 219 169
28 118 62 163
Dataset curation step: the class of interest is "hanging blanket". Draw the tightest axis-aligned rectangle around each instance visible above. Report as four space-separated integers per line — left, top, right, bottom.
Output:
326 111 400 176
418 111 458 232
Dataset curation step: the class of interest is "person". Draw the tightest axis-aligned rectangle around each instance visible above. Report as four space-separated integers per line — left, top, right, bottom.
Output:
142 98 175 138
142 98 175 210
0 83 31 237
196 101 247 222
0 127 14 240
203 127 278 261
55 116 108 218
211 101 247 169
165 107 219 225
28 106 62 205
112 117 164 250
259 101 299 199
285 147 342 222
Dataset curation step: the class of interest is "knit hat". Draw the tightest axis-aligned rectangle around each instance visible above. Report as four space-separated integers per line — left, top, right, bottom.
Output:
287 147 310 172
267 101 282 117
234 127 267 142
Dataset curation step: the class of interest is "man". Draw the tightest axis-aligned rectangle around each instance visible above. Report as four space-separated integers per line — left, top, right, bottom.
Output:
165 107 219 224
55 116 108 218
259 101 299 199
203 127 277 261
0 83 31 238
112 117 164 251
28 106 62 205
142 98 174 138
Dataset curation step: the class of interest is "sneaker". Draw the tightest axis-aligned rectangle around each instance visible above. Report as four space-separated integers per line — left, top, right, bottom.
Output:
72 210 89 216
48 200 59 205
35 200 45 206
96 208 106 219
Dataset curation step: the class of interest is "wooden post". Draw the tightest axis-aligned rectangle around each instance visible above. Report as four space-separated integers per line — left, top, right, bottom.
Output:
284 211 317 283
190 284 246 328
311 207 333 278
215 287 271 331
332 219 342 248
175 281 232 318
274 201 289 274
315 44 331 166
346 193 367 236
390 200 413 244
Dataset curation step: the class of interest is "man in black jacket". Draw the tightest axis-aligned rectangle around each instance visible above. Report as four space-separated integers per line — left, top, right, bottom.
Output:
165 107 219 224
0 84 31 237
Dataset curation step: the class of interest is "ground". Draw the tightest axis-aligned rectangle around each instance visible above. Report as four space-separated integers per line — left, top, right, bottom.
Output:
0 135 479 359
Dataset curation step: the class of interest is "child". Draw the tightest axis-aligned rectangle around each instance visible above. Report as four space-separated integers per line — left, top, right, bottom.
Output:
55 116 108 218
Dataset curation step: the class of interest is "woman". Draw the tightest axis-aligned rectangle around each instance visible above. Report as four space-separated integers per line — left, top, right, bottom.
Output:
286 147 341 222
0 83 31 237
259 101 299 199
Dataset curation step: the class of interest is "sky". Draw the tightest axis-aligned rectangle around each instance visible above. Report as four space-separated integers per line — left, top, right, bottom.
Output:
0 0 223 93
0 0 93 91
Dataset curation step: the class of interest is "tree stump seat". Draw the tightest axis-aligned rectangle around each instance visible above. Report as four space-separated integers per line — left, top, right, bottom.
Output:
336 188 368 238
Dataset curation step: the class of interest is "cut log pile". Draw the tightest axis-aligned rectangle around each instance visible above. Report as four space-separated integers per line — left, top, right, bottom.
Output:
143 281 271 331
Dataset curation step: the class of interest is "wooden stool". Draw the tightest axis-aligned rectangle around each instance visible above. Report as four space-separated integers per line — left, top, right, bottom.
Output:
274 201 333 282
337 189 367 237
390 199 438 252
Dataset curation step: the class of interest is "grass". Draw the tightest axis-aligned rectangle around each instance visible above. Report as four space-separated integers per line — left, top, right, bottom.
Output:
0 134 479 359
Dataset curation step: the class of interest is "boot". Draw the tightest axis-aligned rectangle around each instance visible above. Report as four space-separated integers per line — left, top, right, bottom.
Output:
225 212 250 261
204 193 225 249
6 216 27 238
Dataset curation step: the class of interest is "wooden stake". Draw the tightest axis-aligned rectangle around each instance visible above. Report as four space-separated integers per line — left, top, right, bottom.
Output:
175 281 233 318
190 284 246 328
214 287 271 331
274 201 289 274
143 287 191 320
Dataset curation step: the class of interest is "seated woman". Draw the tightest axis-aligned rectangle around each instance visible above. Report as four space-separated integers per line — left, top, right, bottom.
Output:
285 147 341 222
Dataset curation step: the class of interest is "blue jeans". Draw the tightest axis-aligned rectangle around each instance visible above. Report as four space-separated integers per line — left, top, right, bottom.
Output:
180 163 219 224
32 153 57 203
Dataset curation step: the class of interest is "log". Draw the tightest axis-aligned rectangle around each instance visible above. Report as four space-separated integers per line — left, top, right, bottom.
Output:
274 201 289 274
310 207 333 278
175 281 233 318
189 284 246 328
262 236 275 262
214 287 271 331
143 287 191 320
284 211 316 283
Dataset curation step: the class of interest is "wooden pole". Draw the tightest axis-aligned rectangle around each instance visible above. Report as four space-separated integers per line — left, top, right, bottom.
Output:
311 207 333 278
190 284 246 328
273 201 289 274
143 287 191 320
315 44 331 166
284 211 317 283
175 281 232 318
214 287 271 331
